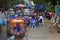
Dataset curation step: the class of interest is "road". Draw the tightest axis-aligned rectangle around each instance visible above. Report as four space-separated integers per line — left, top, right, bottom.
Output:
0 19 60 40
24 19 60 40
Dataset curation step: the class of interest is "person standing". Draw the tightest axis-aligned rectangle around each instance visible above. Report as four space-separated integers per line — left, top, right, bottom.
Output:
38 15 44 26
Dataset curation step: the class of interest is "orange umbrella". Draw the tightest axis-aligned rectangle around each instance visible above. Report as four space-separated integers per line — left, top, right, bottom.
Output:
9 18 24 27
16 4 25 8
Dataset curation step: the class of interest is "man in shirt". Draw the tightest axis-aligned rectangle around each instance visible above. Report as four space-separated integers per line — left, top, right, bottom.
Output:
38 15 44 26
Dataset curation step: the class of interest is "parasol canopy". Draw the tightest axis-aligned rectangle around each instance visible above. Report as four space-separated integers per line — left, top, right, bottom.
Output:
12 19 24 22
16 4 25 8
10 18 24 23
9 18 24 26
24 6 31 9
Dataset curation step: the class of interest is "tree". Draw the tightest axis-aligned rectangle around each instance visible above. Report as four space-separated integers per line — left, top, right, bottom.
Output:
33 0 50 4
58 0 60 5
0 0 25 9
51 0 57 6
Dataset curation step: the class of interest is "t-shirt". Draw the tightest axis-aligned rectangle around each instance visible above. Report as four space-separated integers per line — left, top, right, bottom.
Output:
38 16 44 23
38 16 43 21
25 17 29 21
15 14 18 18
1 13 5 18
31 18 36 23
1 19 7 26
34 13 36 16
49 12 53 17
16 23 25 33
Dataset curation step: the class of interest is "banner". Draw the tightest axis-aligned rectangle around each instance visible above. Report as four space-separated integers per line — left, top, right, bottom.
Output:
35 4 46 11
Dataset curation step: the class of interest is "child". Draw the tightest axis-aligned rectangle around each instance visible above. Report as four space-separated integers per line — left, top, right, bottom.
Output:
30 15 37 28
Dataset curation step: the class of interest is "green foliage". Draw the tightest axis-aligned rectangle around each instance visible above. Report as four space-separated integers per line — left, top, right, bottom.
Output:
0 0 25 8
17 0 25 4
33 0 51 4
33 0 55 12
33 0 47 4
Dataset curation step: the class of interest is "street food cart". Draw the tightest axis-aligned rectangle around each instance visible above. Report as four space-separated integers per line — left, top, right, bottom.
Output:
7 18 26 40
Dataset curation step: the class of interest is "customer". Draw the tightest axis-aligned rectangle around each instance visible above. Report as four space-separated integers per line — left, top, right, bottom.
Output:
38 15 44 26
30 15 37 28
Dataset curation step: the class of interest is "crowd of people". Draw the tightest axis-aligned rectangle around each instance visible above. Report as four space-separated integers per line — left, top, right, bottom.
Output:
0 7 60 40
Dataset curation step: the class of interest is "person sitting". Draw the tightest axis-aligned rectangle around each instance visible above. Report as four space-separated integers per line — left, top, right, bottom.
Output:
30 15 37 28
38 15 44 26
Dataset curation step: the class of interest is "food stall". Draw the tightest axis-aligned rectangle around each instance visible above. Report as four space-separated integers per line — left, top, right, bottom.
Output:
7 18 26 39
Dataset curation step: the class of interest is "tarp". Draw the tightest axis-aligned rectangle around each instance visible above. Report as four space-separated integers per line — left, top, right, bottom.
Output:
35 4 46 11
24 6 31 9
16 4 25 8
9 15 17 19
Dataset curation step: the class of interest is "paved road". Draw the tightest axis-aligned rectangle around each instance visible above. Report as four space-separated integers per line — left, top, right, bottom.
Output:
24 20 60 40
0 19 60 40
